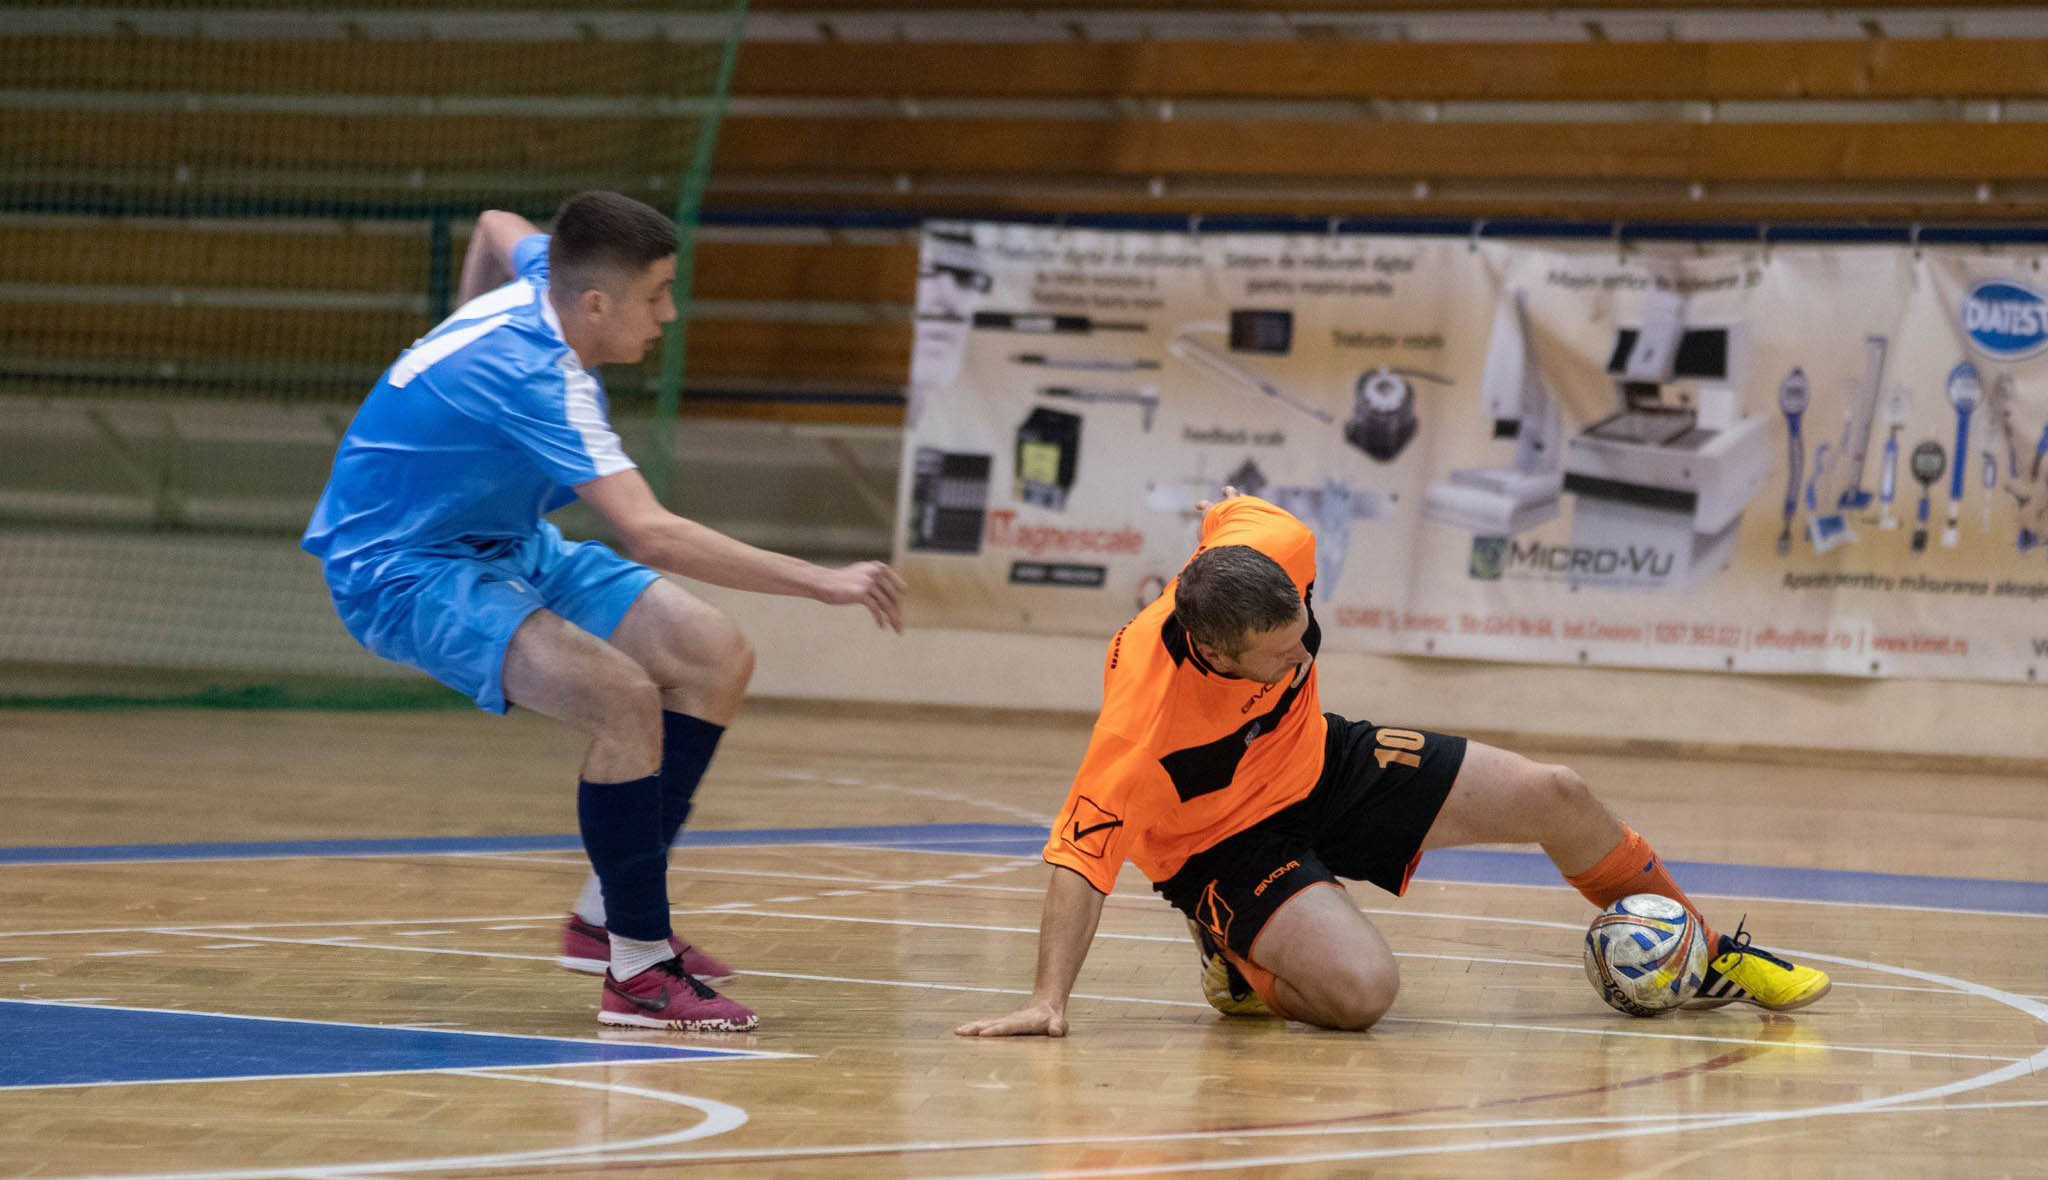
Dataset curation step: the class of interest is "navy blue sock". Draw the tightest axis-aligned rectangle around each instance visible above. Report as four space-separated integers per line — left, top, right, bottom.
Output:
576 773 671 942
660 712 726 849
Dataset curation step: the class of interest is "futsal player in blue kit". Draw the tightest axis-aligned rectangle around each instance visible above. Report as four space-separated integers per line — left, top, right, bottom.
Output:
304 191 905 1031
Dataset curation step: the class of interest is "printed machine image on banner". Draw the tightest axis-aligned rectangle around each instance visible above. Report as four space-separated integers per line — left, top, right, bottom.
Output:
892 222 2048 685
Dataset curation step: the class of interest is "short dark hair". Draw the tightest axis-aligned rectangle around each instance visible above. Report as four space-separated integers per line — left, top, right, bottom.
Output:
1174 545 1301 656
548 191 678 297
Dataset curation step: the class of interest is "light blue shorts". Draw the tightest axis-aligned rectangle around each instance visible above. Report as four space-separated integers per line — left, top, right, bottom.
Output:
330 521 662 714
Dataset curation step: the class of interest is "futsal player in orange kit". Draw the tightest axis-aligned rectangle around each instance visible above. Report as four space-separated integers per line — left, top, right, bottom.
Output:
958 489 1829 1036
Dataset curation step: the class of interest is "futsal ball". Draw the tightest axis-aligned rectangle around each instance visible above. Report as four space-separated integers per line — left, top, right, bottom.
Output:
1582 894 1709 1017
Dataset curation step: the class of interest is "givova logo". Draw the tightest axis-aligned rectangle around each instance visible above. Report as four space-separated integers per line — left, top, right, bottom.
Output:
1962 279 2048 360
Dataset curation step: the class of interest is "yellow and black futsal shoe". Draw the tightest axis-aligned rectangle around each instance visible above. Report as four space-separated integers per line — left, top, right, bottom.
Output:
1684 920 1832 1011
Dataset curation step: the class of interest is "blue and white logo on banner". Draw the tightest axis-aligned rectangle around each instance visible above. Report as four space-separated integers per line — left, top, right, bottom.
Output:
1961 279 2048 359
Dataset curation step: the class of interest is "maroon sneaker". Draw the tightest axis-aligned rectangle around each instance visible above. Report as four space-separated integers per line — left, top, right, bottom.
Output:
599 957 757 1031
558 913 736 983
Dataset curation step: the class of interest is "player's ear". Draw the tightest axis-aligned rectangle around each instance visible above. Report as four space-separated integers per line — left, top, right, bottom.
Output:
578 286 609 319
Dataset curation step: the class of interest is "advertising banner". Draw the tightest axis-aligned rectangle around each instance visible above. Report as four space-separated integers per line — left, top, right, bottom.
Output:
896 222 2048 683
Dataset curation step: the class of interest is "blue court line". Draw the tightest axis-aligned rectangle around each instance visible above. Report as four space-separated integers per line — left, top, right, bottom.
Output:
0 999 757 1089
1411 849 2048 918
4 825 2045 916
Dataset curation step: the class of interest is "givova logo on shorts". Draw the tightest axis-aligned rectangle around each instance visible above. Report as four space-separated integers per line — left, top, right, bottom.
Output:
1962 279 2048 360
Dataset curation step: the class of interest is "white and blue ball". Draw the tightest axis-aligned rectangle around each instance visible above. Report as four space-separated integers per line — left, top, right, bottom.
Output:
1582 893 1709 1017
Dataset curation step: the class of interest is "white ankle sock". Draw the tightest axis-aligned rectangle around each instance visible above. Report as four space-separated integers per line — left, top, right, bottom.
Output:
609 933 673 980
573 873 607 926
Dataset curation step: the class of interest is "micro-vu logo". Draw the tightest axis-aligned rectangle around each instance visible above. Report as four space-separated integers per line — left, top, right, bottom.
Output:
1962 279 2048 360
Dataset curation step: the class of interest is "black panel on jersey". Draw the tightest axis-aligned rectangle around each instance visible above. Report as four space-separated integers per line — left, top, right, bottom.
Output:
1157 663 1314 803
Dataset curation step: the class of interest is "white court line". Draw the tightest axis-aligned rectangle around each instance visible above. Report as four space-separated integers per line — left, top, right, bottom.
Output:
38 1069 750 1180
465 854 2048 978
519 1099 2039 1172
8 895 2035 1001
468 851 1055 899
828 776 1055 825
8 834 2043 921
0 914 565 939
9 868 2043 1177
0 995 794 1059
1381 1016 2025 1064
914 946 2048 1180
677 907 2034 1004
146 929 561 963
0 992 798 1094
592 1092 2048 1179
469 852 886 886
120 922 2022 1065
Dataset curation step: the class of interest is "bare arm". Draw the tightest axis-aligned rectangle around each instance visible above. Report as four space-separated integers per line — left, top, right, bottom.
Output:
577 468 904 631
458 210 543 303
955 866 1107 1037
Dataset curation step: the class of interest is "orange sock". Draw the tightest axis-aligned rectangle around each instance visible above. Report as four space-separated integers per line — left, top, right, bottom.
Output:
1223 947 1296 1022
1564 826 1717 946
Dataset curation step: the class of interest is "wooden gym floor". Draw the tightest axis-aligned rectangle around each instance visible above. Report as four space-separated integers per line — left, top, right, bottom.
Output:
3 702 2045 1179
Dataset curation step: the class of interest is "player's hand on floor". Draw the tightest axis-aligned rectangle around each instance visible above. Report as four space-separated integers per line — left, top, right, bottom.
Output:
955 1003 1068 1038
816 561 906 632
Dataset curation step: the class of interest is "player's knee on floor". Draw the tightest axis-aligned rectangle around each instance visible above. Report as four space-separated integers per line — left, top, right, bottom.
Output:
1295 960 1398 1031
1318 970 1398 1031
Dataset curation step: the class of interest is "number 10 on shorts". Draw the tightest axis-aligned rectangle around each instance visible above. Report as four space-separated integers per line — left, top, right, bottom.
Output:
1373 728 1426 769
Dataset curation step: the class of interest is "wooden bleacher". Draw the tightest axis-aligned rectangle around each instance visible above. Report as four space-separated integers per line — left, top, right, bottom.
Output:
5 3 2047 437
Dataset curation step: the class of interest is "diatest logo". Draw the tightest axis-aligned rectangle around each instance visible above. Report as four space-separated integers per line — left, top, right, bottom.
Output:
1961 279 2048 360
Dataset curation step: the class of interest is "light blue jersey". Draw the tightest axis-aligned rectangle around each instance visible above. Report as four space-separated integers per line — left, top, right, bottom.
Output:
303 233 660 713
303 234 633 593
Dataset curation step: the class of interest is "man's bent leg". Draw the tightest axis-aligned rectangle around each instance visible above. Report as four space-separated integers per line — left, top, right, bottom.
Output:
608 579 752 844
1420 741 1709 936
608 577 754 727
574 578 752 980
1418 740 1828 1011
1419 742 1624 877
1244 884 1399 1031
502 610 757 1028
502 613 670 973
502 610 662 782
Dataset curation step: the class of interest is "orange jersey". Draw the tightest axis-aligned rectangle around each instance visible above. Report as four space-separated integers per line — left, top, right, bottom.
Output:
1043 496 1328 894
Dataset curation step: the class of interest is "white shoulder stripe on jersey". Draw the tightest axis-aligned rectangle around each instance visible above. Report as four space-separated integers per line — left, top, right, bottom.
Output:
448 278 539 326
559 356 633 480
388 313 516 389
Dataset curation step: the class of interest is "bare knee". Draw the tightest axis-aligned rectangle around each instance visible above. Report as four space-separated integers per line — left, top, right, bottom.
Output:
1318 968 1399 1031
1542 761 1593 810
593 669 663 764
719 623 755 696
1518 760 1592 820
1524 760 1615 850
690 611 754 704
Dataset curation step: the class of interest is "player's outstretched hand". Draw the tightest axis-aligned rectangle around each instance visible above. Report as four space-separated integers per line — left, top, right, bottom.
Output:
1194 483 1244 514
815 560 906 632
955 1002 1068 1038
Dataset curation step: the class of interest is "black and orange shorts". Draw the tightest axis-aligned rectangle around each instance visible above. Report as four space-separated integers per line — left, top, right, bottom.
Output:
1153 714 1466 960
